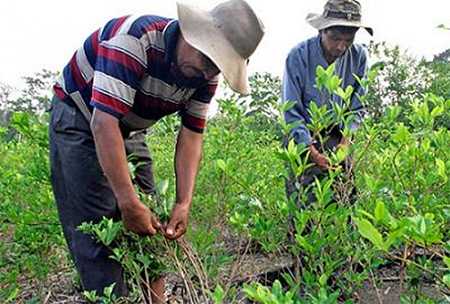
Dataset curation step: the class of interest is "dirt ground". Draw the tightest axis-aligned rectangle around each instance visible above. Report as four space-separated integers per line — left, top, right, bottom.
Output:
6 228 447 303
20 253 445 304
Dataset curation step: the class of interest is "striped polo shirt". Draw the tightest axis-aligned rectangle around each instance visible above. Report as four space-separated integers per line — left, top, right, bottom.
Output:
54 15 218 134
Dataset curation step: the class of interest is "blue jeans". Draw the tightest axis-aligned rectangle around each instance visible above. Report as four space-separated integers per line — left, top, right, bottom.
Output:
49 95 155 297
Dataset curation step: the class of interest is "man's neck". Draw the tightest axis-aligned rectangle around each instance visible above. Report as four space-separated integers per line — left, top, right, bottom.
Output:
321 44 337 65
318 36 336 65
323 52 337 65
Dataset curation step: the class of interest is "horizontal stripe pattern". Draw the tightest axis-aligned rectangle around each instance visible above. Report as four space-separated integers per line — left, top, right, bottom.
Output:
100 35 147 68
93 71 136 107
54 15 217 134
186 100 210 120
121 111 157 130
139 74 196 104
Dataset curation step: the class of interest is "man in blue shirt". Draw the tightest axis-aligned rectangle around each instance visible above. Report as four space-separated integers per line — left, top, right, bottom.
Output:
282 0 373 207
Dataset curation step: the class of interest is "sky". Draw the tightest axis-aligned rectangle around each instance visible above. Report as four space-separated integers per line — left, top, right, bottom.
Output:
1 0 449 89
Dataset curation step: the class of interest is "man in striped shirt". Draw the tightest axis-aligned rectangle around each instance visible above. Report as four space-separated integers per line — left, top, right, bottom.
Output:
49 0 264 302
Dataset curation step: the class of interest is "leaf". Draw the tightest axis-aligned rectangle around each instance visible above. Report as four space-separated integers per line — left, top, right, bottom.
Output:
443 256 450 269
421 137 431 152
6 287 19 303
295 234 314 252
319 274 328 286
357 209 375 221
420 217 427 236
83 290 100 302
354 218 385 250
256 286 267 300
399 294 410 304
272 280 282 297
384 229 404 250
211 284 225 303
436 158 447 182
281 100 297 113
329 75 342 92
393 124 409 144
217 159 227 171
273 149 291 163
103 282 116 298
443 274 450 288
374 201 387 222
430 106 443 118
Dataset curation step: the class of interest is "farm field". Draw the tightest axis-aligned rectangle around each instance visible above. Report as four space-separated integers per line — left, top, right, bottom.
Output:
1 45 450 303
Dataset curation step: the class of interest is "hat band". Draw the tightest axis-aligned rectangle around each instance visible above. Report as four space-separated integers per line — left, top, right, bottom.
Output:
324 10 361 21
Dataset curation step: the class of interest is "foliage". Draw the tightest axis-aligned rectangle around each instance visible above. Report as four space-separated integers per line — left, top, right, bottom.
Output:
243 280 297 304
1 61 450 303
365 42 433 121
0 111 62 302
353 92 450 293
239 72 282 134
426 49 450 128
13 69 56 114
0 69 56 141
437 24 450 31
365 42 450 129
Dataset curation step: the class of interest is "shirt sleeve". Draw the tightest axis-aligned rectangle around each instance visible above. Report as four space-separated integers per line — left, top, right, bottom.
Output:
180 77 218 134
91 34 147 118
281 49 312 146
348 47 368 132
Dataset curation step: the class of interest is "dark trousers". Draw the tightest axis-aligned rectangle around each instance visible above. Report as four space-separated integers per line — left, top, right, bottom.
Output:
49 96 155 297
286 128 355 210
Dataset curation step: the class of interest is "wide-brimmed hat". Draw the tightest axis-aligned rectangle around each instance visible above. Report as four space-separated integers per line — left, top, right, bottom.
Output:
306 0 373 36
177 0 264 94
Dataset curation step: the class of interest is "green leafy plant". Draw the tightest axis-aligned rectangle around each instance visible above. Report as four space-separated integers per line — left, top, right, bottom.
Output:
243 280 297 304
1 66 450 303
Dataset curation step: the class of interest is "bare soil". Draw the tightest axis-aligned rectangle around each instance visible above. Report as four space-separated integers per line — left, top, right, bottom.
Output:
16 252 445 304
4 227 447 303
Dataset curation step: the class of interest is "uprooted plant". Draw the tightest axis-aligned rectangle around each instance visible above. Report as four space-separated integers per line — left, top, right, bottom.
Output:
78 173 211 303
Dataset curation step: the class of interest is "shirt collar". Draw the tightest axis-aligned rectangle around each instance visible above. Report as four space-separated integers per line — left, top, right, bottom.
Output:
163 20 180 64
316 35 326 60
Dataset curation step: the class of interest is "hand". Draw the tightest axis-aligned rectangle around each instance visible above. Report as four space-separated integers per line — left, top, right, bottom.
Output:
337 136 352 150
119 197 161 236
336 136 352 162
310 145 332 171
164 203 191 240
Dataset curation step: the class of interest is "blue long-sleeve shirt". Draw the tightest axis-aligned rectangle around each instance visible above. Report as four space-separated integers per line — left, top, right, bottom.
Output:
281 35 367 146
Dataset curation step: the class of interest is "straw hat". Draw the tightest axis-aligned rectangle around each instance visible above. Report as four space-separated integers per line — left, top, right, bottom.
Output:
177 0 265 94
306 0 373 36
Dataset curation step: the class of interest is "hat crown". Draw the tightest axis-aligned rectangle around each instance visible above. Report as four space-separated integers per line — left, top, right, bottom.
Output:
211 0 264 58
323 0 362 21
305 0 373 36
177 0 265 94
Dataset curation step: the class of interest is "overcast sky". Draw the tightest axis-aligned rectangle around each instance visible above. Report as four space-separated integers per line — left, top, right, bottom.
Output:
1 0 449 88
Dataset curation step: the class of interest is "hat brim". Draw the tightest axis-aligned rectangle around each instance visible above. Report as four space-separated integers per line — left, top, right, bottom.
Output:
177 2 250 94
306 13 373 36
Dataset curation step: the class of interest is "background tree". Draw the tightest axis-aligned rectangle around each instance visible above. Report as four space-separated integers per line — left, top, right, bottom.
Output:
364 42 433 121
427 48 450 128
14 69 57 115
0 69 57 141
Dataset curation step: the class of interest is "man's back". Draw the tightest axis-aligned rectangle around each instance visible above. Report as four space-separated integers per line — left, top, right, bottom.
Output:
54 15 217 134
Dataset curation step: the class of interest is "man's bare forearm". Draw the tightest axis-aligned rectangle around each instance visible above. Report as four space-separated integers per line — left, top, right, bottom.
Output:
174 126 203 206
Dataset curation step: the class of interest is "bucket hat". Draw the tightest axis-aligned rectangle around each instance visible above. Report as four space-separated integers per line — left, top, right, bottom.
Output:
306 0 373 36
177 0 265 94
